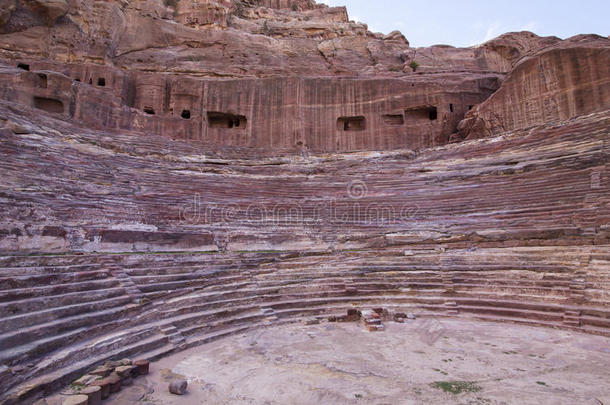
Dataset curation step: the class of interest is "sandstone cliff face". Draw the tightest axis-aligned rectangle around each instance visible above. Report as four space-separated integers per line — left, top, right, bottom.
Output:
0 2 609 404
1 1 606 154
458 35 610 139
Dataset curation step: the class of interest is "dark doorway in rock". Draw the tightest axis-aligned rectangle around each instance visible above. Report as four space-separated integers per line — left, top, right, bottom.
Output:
405 106 437 121
337 116 366 131
37 74 48 89
33 97 64 114
382 114 404 125
181 110 191 119
17 63 30 71
449 103 454 112
144 107 155 115
97 78 106 87
207 112 247 129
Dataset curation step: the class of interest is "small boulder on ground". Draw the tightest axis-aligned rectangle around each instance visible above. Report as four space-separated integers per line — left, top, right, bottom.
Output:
169 379 188 395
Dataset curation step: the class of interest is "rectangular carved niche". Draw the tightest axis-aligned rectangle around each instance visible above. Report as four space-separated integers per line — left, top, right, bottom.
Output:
337 116 366 131
33 97 64 114
37 74 48 89
207 112 247 129
382 114 405 125
405 106 437 121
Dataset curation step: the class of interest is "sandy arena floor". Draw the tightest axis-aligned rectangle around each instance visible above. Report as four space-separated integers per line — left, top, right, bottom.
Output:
98 318 610 405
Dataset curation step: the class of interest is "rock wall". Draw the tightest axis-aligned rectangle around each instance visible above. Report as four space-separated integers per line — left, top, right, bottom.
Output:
459 36 610 139
0 62 500 152
0 100 607 254
0 1 609 403
0 101 609 404
1 1 606 154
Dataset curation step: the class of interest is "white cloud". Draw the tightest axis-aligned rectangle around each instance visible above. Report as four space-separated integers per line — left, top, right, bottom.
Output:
471 20 539 46
483 21 504 42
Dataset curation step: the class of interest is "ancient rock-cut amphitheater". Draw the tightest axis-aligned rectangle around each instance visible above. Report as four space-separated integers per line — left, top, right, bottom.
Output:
0 0 609 404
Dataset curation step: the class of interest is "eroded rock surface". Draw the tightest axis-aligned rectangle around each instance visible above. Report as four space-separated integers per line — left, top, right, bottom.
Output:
0 0 606 153
459 35 610 139
0 1 608 404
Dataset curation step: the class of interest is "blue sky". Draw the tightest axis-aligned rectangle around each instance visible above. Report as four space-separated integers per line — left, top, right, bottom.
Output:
318 0 610 47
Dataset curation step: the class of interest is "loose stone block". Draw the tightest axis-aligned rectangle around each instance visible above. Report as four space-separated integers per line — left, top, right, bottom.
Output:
134 359 150 375
115 365 135 378
169 379 188 395
90 378 111 399
107 373 122 393
62 395 88 405
119 358 132 366
81 385 102 405
90 366 111 377
104 360 120 369
345 309 361 322
304 318 320 325
73 374 100 386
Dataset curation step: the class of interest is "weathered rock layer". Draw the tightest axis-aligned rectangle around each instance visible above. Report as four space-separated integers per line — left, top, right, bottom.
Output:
0 0 608 404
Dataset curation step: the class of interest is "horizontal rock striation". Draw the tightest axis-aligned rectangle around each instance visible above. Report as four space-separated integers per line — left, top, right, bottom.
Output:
0 99 609 403
0 0 608 404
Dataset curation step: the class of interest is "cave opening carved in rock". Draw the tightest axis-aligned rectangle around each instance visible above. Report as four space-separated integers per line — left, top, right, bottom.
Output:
33 97 63 114
37 74 47 89
382 114 405 125
405 106 438 121
207 112 247 129
337 116 366 131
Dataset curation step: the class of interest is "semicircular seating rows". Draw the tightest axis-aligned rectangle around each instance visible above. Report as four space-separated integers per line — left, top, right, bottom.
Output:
0 108 609 404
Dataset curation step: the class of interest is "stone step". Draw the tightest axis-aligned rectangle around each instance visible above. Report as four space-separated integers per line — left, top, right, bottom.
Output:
0 334 170 405
160 325 178 335
31 328 160 376
0 295 132 334
0 287 126 318
0 270 112 290
0 305 130 351
0 264 104 277
459 305 564 322
563 319 581 327
0 279 121 303
0 326 89 366
564 310 581 316
580 315 610 329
